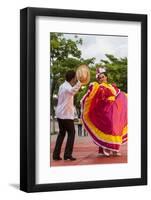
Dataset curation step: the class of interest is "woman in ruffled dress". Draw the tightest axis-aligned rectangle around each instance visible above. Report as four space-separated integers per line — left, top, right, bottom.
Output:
81 67 127 157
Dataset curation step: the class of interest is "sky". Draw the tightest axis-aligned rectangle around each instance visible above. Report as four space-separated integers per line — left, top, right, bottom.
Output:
63 33 128 64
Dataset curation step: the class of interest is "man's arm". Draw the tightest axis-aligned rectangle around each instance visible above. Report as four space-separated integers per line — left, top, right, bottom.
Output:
66 81 82 95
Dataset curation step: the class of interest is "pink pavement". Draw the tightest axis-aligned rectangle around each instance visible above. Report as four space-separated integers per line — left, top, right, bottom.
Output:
50 134 127 167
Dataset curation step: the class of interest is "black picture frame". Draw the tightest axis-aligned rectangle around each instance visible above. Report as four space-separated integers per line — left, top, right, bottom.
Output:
20 7 147 192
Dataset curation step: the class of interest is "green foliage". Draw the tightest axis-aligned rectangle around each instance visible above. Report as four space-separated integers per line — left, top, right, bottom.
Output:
50 33 96 97
50 32 81 65
50 33 85 120
99 54 127 92
74 85 88 114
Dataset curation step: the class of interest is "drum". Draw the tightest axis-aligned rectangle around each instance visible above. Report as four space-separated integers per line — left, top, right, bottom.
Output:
76 65 90 85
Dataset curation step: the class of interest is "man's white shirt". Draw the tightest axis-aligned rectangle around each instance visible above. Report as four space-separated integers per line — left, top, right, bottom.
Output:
55 80 81 120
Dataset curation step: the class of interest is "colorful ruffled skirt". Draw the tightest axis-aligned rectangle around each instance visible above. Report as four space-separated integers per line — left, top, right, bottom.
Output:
81 82 128 152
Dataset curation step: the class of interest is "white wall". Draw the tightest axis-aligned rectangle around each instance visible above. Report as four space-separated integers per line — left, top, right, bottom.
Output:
0 0 150 199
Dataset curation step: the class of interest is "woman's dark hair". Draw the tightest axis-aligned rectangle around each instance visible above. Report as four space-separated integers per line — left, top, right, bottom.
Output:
65 70 76 82
100 72 108 77
98 72 108 79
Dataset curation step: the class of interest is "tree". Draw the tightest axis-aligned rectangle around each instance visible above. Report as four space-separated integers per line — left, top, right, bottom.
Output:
50 33 83 134
50 33 82 65
50 33 96 110
99 54 127 92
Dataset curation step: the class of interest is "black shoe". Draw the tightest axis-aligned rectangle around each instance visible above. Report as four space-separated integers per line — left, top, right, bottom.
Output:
53 156 62 161
64 156 76 161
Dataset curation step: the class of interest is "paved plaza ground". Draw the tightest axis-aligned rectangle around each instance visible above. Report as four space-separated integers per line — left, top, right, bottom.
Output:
50 131 127 167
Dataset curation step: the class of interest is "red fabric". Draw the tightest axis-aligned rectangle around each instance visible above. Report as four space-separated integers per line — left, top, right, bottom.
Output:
88 84 127 136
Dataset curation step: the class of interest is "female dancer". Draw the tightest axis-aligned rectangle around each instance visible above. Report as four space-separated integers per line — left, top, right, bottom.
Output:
81 67 127 156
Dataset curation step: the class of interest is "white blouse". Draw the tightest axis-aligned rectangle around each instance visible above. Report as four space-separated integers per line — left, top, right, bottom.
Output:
55 80 81 120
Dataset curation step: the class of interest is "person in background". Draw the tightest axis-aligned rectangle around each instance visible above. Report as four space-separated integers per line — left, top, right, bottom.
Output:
53 70 82 161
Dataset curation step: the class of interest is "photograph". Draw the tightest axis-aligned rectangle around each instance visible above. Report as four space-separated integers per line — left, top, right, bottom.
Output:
50 32 128 167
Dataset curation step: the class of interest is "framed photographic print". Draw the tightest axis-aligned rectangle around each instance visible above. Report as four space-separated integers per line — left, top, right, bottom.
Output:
20 7 147 192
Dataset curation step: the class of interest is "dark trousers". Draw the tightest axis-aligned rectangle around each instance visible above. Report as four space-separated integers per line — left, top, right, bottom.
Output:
53 118 75 158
